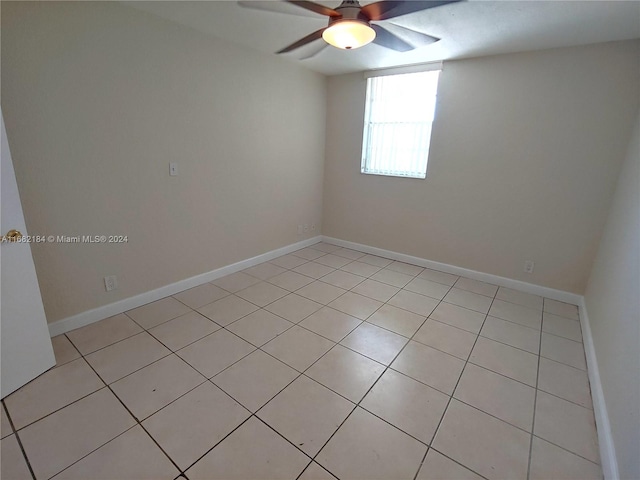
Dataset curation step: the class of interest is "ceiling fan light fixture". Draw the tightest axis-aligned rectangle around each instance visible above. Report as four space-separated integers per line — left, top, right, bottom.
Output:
322 20 376 50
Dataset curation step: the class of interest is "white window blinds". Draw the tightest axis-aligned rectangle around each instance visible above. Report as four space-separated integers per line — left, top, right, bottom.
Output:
361 68 441 179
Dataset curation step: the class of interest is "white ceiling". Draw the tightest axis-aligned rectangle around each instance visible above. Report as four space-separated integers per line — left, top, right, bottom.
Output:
125 0 640 76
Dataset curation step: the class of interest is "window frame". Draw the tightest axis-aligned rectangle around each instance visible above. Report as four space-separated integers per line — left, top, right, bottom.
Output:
360 63 442 180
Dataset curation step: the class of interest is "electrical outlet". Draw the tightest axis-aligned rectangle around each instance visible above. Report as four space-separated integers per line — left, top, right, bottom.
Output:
524 261 535 274
297 225 304 235
311 223 316 231
104 275 118 292
303 224 309 233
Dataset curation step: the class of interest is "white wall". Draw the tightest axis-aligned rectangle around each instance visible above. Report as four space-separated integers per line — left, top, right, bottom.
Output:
584 110 639 480
323 41 640 293
1 2 326 323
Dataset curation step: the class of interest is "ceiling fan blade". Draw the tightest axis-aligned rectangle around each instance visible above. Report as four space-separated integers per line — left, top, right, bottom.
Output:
381 22 440 48
371 24 413 52
362 1 460 21
238 1 320 18
286 0 341 17
299 42 329 60
277 28 326 54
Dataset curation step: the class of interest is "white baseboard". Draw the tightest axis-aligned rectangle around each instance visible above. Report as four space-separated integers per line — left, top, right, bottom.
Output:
49 233 615 478
322 236 582 305
578 299 619 480
48 236 322 337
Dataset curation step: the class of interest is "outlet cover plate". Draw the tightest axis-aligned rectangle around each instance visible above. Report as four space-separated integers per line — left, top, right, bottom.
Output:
104 275 118 291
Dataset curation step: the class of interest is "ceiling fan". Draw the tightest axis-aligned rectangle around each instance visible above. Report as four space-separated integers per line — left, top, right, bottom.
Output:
239 0 460 58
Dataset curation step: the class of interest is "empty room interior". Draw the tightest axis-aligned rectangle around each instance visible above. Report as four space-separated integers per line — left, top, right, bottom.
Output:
1 1 639 479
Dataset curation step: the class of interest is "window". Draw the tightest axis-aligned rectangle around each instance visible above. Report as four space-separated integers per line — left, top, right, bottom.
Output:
361 66 441 179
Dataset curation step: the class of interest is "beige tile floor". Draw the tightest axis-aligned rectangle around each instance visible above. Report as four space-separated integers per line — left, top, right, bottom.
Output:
1 242 603 480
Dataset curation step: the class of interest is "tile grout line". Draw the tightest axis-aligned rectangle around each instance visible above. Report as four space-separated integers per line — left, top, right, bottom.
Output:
279 256 454 478
532 387 595 411
58 300 592 477
147 319 225 354
57 255 357 478
235 258 407 374
411 286 500 480
527 299 547 480
476 330 541 355
78 305 212 355
1 400 37 480
5 249 430 477
528 434 603 466
194 247 431 342
50 423 146 479
172 333 325 475
39 244 589 479
174 328 351 475
80 357 187 476
80 326 267 477
5 350 116 428
53 332 218 478
316 278 461 479
177 413 254 476
187 314 358 474
212 249 592 477
305 319 582 442
436 396 536 436
189 247 466 479
7 376 109 433
46 333 83 368
484 312 544 332
68 326 147 357
92 348 176 388
18 384 145 480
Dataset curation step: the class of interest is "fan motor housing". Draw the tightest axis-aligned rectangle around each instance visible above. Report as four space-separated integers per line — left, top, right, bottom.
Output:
329 0 370 26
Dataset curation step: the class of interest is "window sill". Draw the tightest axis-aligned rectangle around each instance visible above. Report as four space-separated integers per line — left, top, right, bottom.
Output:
360 171 426 180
